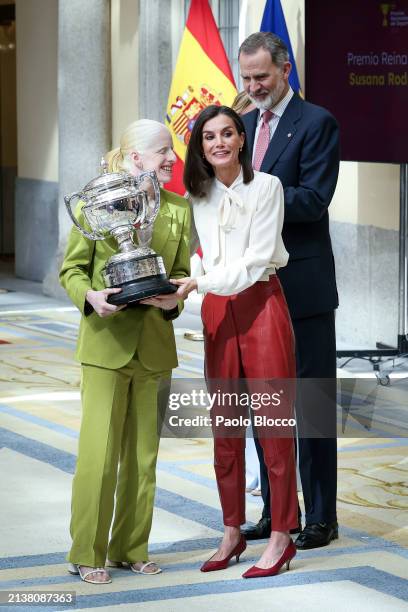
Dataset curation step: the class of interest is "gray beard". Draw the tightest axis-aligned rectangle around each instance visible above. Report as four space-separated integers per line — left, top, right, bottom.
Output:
248 93 275 110
248 82 286 110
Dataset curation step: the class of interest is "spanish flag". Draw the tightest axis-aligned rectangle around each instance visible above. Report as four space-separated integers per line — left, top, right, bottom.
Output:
165 0 237 194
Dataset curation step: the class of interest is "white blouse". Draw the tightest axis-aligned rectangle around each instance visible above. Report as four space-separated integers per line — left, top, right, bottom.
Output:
191 169 288 296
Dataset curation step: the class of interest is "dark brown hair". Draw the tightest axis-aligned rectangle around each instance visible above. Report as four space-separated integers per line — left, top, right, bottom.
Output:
183 105 254 197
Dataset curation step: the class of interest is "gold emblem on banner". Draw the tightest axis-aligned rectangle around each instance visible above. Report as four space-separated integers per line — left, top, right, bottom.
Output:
166 85 222 146
379 3 395 26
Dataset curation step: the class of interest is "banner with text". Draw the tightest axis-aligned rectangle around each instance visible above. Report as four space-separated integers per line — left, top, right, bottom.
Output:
305 0 408 163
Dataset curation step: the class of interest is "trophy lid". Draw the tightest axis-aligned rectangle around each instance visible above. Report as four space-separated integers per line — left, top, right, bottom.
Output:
83 172 128 193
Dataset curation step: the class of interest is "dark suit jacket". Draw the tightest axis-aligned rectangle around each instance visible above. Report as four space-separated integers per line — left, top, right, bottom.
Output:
242 94 340 320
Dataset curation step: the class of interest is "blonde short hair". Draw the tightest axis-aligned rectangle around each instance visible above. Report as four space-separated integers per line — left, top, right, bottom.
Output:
105 119 170 173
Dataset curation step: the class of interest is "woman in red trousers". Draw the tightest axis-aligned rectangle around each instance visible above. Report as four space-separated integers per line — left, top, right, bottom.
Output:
171 105 298 579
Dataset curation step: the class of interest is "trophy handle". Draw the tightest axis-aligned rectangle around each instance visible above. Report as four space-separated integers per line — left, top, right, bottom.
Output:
135 190 149 228
147 170 161 217
64 191 105 241
129 171 161 229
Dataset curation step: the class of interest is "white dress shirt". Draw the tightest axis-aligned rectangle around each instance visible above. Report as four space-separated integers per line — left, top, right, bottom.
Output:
252 87 294 162
191 169 288 296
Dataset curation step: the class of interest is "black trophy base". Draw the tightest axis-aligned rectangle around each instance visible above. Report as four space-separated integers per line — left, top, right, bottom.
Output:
107 275 177 305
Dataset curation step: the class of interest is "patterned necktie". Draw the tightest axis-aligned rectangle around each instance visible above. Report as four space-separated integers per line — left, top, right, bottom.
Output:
253 110 273 171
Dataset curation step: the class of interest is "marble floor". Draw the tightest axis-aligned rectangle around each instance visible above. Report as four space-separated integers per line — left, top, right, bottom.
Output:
0 272 407 611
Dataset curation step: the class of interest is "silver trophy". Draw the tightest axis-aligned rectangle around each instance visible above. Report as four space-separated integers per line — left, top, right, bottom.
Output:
64 163 177 305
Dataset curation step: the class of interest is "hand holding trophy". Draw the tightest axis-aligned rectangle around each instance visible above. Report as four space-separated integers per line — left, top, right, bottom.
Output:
64 160 177 305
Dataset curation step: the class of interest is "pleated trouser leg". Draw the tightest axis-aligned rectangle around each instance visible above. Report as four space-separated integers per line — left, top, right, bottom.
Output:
67 357 169 567
202 277 298 530
108 365 170 562
203 292 246 526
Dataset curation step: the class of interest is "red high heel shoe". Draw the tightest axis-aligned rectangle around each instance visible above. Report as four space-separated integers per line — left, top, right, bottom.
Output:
200 535 246 572
242 539 296 579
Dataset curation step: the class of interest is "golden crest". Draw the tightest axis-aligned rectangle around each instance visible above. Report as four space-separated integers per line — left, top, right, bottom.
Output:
379 2 395 26
166 84 223 145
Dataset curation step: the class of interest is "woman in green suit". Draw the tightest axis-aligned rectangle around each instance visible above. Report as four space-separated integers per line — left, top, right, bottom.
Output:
60 119 191 584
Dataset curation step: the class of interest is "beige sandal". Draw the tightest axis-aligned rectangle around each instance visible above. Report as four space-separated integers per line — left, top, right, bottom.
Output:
107 560 162 574
130 561 162 575
68 563 112 584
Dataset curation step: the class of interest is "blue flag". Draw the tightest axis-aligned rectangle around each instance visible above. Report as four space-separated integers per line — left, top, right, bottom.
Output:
260 0 302 94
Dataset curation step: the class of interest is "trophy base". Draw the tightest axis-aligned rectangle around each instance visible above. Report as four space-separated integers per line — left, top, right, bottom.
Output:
107 275 177 305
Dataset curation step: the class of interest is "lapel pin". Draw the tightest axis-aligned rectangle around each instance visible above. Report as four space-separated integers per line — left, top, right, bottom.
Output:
287 132 292 138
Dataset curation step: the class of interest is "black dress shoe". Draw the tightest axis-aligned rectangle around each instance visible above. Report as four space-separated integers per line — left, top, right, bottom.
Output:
241 517 271 540
295 521 338 550
241 517 301 540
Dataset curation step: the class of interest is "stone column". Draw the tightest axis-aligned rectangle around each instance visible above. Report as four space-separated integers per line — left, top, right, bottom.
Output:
43 0 111 297
138 0 173 121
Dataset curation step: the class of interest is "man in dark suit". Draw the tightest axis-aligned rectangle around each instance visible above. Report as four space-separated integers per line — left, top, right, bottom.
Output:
239 32 340 549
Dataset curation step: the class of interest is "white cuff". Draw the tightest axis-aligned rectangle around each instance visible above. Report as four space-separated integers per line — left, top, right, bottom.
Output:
195 275 211 294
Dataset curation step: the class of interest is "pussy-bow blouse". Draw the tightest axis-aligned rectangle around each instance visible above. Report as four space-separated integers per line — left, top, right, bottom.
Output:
191 169 288 296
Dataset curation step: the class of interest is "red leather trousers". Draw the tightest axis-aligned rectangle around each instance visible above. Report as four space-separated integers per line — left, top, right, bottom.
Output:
202 276 298 531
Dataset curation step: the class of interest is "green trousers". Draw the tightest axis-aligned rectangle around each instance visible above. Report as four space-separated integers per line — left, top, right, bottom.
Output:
67 356 170 567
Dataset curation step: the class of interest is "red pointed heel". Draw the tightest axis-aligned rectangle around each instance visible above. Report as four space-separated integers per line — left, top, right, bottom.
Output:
242 539 296 579
200 535 246 572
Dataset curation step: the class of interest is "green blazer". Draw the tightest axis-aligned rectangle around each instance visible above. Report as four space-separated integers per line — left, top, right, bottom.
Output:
60 188 191 371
